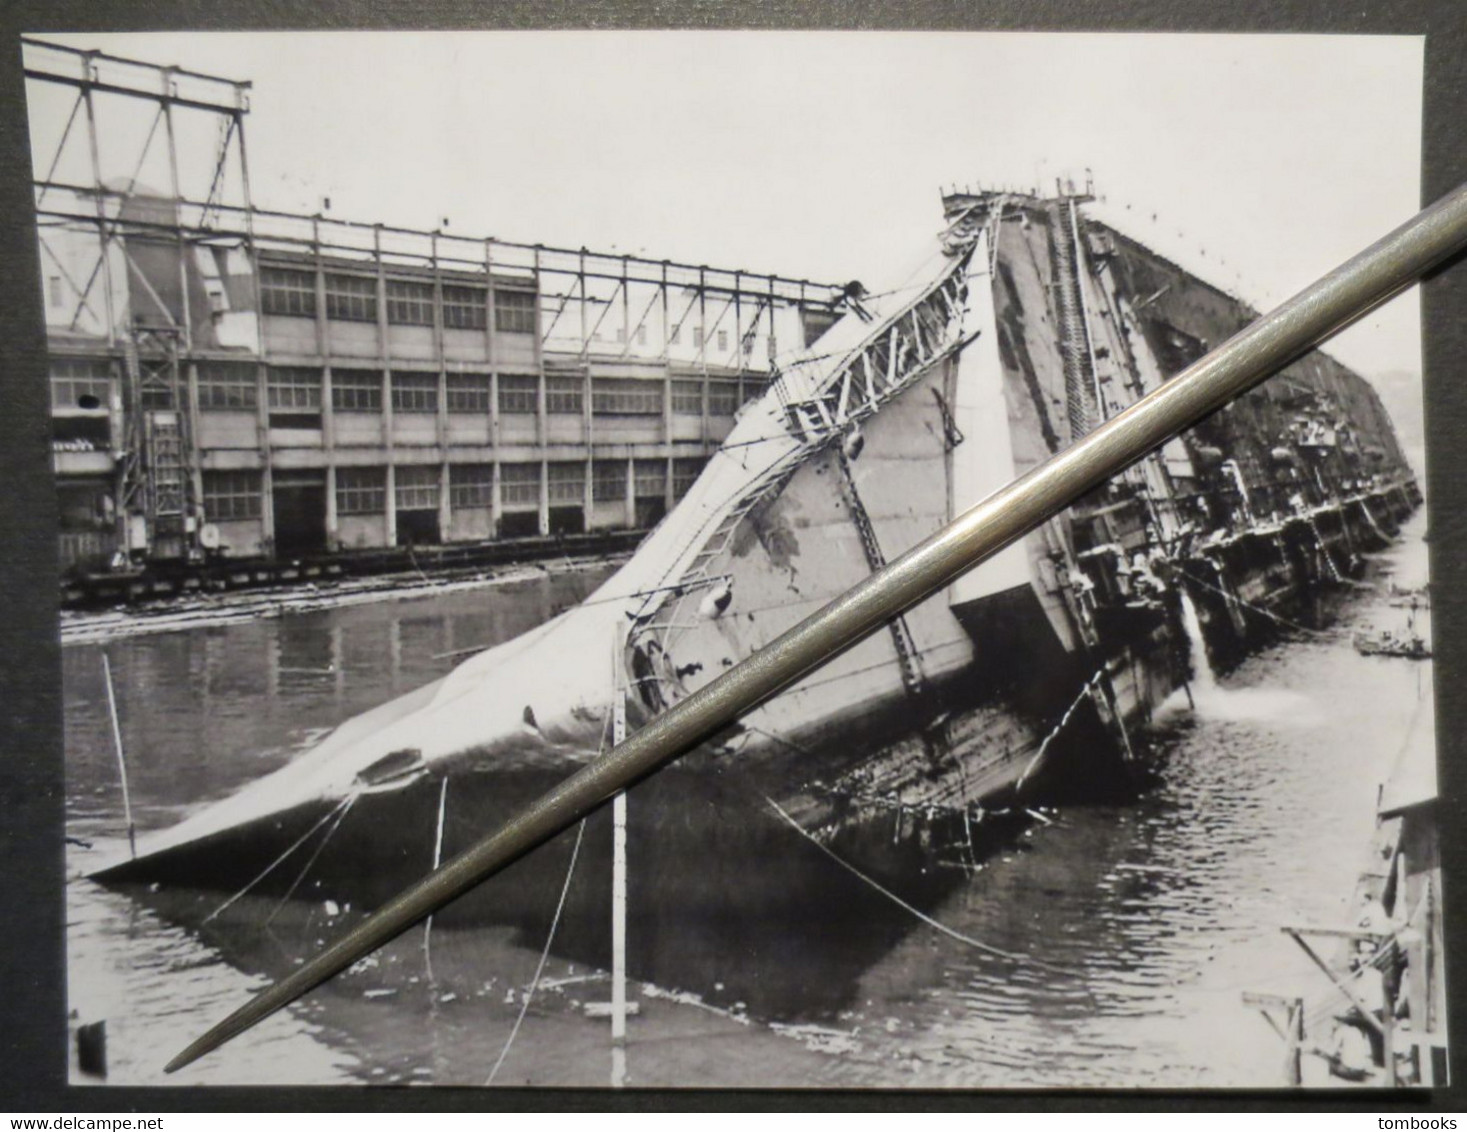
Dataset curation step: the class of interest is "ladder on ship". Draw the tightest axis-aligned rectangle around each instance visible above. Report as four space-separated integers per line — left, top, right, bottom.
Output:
1050 196 1101 441
834 445 926 700
1048 191 1178 547
631 249 982 639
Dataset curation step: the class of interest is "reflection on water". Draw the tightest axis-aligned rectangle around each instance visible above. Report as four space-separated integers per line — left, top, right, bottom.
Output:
66 878 361 1085
64 566 617 1086
814 652 1428 1087
809 523 1433 1088
64 529 1433 1087
63 567 613 834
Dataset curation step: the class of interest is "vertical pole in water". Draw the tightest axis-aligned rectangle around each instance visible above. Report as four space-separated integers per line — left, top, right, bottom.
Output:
101 653 136 859
424 776 449 976
1285 997 1303 1086
1382 984 1397 1086
611 690 628 1089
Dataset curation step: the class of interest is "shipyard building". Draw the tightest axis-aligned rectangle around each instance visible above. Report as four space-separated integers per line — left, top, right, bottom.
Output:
31 40 842 586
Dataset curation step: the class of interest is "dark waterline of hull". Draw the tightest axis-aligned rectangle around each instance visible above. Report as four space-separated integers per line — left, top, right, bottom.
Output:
65 525 1433 1086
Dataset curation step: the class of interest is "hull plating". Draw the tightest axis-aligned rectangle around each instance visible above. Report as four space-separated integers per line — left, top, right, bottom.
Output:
91 192 1422 1013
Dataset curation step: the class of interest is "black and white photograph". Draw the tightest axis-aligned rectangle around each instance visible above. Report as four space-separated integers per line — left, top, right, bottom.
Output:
23 28 1445 1090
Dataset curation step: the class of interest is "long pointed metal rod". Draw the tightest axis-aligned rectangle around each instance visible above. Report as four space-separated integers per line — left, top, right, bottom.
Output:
167 183 1467 1074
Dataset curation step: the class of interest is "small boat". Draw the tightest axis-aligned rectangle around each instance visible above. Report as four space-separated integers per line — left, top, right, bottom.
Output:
1354 629 1431 660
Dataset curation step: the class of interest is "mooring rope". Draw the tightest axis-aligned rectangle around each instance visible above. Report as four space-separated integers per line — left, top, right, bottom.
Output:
202 792 357 925
264 792 358 927
1014 669 1107 793
1178 568 1329 638
423 775 450 979
483 817 587 1086
484 705 614 1085
761 793 1083 979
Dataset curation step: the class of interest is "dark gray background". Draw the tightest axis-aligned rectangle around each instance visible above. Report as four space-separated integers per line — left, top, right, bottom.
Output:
2 0 1462 1112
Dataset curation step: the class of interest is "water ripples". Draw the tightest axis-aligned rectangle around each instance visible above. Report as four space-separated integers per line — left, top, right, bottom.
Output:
808 530 1432 1087
62 534 1433 1087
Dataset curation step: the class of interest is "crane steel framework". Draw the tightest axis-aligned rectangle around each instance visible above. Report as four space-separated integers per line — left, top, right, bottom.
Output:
26 36 844 568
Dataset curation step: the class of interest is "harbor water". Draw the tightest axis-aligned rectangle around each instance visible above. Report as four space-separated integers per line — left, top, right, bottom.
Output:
62 524 1433 1088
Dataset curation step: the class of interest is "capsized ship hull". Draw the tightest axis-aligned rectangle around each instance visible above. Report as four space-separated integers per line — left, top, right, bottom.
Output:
92 188 1420 1008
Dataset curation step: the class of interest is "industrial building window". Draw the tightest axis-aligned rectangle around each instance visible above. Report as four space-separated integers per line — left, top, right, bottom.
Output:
494 289 537 334
446 373 492 414
449 464 493 508
741 375 770 405
547 461 585 505
395 465 440 510
692 328 704 349
269 367 322 407
336 467 387 514
391 372 439 413
671 379 703 416
498 374 538 414
50 359 113 411
592 377 662 416
545 375 585 415
139 381 177 412
592 460 627 503
672 458 706 498
332 369 383 412
442 285 488 331
498 462 540 507
324 273 378 322
634 459 668 499
202 470 262 521
260 267 317 317
669 324 682 345
717 329 729 353
386 279 435 326
197 362 257 410
708 379 740 417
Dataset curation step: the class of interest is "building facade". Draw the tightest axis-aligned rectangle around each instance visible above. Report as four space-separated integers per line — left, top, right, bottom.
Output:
30 39 843 575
